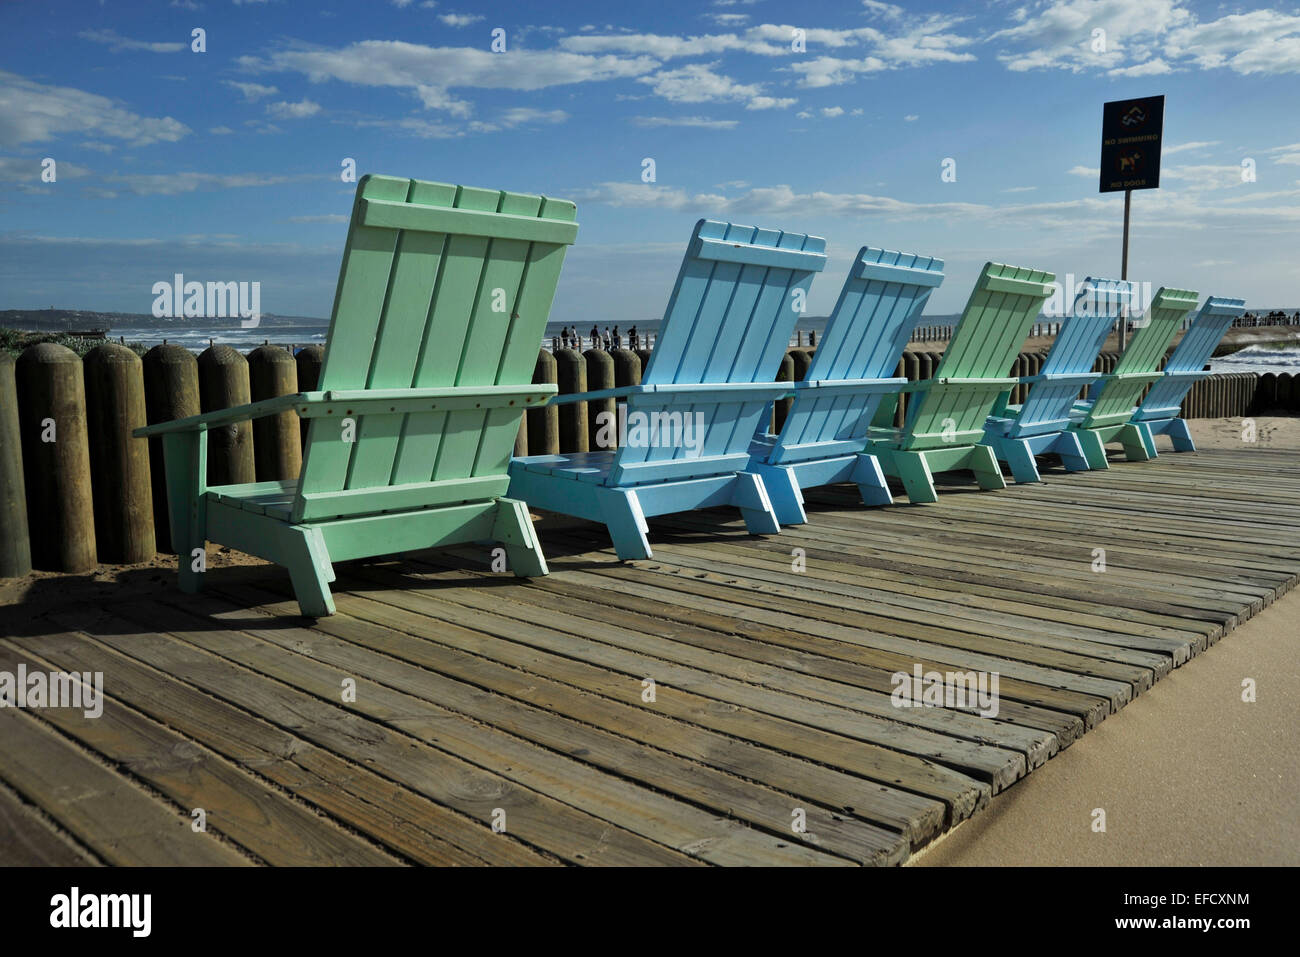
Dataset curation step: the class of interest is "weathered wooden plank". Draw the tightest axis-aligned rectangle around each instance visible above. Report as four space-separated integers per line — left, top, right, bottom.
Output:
0 777 98 866
0 707 251 866
49 605 698 866
27 615 547 866
222 578 948 850
0 639 400 866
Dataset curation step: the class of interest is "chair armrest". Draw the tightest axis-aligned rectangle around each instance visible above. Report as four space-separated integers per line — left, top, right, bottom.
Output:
134 394 305 438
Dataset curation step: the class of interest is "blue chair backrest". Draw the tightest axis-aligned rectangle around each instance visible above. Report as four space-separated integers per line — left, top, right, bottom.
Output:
767 247 944 465
1009 277 1131 438
609 219 827 485
1140 295 1245 418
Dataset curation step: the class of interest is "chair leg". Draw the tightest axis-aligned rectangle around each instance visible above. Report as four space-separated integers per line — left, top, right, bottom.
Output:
1166 418 1196 452
1074 428 1110 470
893 451 938 504
1000 438 1041 484
286 526 336 617
732 472 781 536
1119 423 1154 462
161 430 208 596
492 497 548 577
1055 431 1092 472
596 487 652 560
850 453 893 507
750 463 807 525
969 444 1007 491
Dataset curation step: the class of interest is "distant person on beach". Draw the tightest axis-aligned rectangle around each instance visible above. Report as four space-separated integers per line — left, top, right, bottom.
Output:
629 325 638 350
590 324 598 349
612 325 620 349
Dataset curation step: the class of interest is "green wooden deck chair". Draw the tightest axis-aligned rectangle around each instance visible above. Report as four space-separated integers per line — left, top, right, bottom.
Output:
136 174 577 616
865 263 1055 503
1068 287 1200 469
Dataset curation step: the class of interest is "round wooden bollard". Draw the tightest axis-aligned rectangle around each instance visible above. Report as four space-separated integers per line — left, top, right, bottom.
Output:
790 348 813 383
610 348 641 390
15 344 97 572
295 345 325 450
198 344 255 486
635 349 654 375
248 344 302 483
0 352 32 578
773 352 794 434
554 348 588 454
142 345 199 552
1287 373 1300 414
1258 373 1277 413
84 344 155 564
527 349 559 457
583 349 615 451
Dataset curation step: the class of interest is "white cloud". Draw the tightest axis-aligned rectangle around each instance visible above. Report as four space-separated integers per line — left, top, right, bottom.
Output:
1164 9 1300 74
438 13 484 27
266 99 323 119
792 55 887 87
994 1 1300 76
240 42 658 118
637 63 794 110
0 70 190 146
633 115 739 129
573 179 1300 237
1068 165 1100 177
498 107 569 126
78 28 186 53
1267 143 1300 166
209 126 235 135
1108 57 1172 76
103 171 319 196
226 81 279 101
1163 140 1219 156
821 106 845 117
904 113 919 121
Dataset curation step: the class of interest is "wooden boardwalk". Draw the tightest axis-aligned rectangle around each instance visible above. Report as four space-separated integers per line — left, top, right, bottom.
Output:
2 447 1298 866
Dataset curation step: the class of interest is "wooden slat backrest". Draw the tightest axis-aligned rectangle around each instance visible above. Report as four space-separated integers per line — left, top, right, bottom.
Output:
1163 297 1245 373
609 219 826 484
1138 296 1245 418
901 262 1054 450
770 248 943 463
1081 286 1199 428
294 175 575 522
1012 278 1130 435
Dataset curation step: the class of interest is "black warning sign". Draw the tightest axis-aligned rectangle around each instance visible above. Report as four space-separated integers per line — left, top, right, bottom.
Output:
1099 95 1164 193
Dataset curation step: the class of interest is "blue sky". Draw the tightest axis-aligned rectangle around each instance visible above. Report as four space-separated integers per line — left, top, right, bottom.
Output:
1 0 1299 322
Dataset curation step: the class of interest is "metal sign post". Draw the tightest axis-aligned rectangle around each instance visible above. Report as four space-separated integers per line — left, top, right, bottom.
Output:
1099 95 1164 351
1121 189 1131 348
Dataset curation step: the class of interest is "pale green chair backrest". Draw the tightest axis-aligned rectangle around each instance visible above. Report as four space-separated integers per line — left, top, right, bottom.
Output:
294 174 576 522
1081 286 1199 429
900 262 1055 451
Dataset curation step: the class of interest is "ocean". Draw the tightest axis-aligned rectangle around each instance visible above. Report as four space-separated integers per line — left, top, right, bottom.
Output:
1208 345 1300 376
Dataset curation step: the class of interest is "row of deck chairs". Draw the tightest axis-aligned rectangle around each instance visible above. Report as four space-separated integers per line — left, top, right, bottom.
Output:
139 177 1246 615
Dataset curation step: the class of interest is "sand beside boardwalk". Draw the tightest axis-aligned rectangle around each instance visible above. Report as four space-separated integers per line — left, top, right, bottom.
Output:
916 418 1300 866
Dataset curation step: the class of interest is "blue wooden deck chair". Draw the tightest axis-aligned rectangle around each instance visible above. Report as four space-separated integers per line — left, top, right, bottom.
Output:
507 219 827 559
1067 286 1200 468
982 277 1132 483
746 247 944 525
136 174 577 616
1132 296 1245 451
863 263 1056 503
